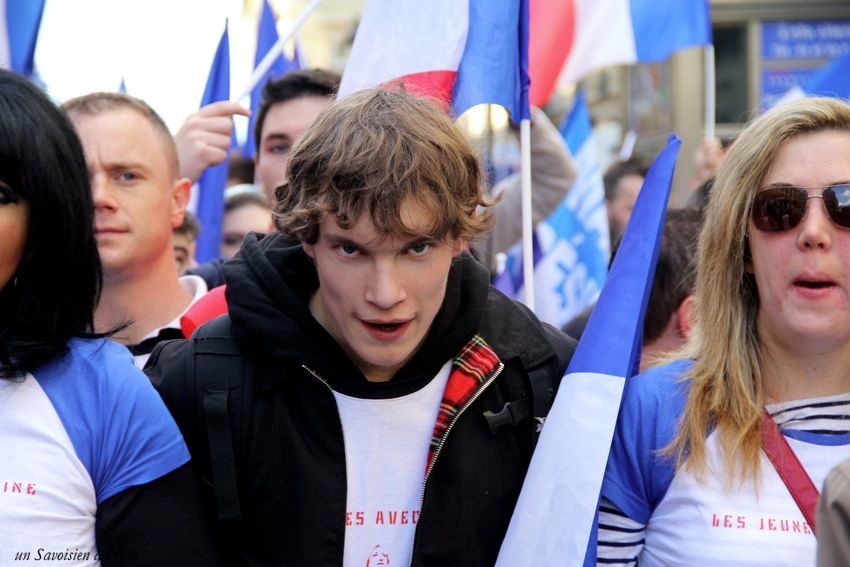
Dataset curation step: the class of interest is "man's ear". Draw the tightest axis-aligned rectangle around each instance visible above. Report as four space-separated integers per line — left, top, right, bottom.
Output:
302 240 315 259
170 177 192 228
452 239 468 257
676 294 696 340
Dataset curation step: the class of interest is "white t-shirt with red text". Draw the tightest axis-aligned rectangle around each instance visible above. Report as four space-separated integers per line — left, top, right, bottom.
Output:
333 361 451 567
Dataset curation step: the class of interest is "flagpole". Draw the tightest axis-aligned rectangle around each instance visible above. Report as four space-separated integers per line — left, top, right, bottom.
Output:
520 117 535 311
704 44 715 139
237 0 321 101
619 130 637 161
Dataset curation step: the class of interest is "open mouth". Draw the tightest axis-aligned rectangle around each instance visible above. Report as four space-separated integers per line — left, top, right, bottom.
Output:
366 322 403 332
363 321 407 333
361 319 412 338
794 280 834 289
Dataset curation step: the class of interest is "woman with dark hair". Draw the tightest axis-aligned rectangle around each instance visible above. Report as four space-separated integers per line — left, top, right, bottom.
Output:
0 70 216 565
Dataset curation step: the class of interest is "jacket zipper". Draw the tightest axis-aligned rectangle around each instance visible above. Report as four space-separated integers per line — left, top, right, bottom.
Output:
301 364 349 566
408 361 505 567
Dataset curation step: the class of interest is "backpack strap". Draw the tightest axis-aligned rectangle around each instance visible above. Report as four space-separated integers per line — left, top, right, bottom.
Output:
482 321 564 444
194 318 250 521
527 364 555 433
483 362 555 442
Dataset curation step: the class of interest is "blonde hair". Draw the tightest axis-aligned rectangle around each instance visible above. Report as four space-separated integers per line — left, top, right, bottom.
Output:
274 88 492 244
669 97 850 484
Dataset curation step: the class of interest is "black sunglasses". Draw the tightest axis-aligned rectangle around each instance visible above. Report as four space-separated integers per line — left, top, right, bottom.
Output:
751 184 850 232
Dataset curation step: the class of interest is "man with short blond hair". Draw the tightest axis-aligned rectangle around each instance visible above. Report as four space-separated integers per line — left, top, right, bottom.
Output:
63 93 208 366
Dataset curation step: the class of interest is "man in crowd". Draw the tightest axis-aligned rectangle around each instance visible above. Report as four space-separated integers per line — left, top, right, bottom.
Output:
563 208 702 371
148 89 575 565
63 93 208 366
220 191 273 259
173 211 201 275
604 156 649 244
179 68 340 292
176 68 341 202
636 208 701 370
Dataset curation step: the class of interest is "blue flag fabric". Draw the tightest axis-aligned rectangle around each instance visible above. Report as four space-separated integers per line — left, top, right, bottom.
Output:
803 50 850 100
242 0 299 158
6 0 46 76
630 0 712 62
493 92 609 329
195 24 231 263
452 0 530 121
496 135 681 567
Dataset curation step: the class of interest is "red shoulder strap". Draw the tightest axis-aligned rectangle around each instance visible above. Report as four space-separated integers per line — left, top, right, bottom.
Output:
760 409 819 533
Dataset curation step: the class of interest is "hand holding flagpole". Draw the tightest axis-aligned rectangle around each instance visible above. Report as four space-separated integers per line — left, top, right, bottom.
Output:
237 0 321 102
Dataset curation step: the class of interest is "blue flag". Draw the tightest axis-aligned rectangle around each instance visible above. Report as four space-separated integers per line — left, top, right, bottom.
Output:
493 92 610 328
195 23 231 263
802 50 850 100
452 0 530 121
770 49 850 108
6 0 46 76
242 0 299 158
496 135 681 567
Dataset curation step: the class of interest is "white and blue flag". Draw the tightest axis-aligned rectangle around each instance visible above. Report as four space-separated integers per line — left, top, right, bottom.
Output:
496 135 681 567
495 91 609 329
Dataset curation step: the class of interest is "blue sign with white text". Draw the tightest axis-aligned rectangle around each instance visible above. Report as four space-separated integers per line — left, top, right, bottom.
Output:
762 20 850 60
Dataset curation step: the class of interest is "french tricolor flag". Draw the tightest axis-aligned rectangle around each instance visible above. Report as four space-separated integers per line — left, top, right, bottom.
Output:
497 135 682 567
530 0 711 105
339 0 530 121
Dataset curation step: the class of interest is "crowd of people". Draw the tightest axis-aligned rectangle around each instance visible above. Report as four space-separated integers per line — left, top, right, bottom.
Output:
1 61 850 566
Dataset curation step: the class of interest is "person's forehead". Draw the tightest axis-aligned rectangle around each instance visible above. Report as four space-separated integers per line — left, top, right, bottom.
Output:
763 130 850 187
73 108 172 169
260 96 331 140
172 232 194 245
615 173 644 199
223 203 271 229
320 210 441 251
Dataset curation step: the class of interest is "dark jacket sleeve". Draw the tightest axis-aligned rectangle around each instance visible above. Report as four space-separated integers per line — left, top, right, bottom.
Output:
95 463 219 566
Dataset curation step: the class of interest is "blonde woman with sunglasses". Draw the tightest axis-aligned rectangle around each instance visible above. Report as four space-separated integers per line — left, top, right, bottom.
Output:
596 97 850 566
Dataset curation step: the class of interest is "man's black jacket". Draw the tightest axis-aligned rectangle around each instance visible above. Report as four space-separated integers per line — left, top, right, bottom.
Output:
148 232 576 566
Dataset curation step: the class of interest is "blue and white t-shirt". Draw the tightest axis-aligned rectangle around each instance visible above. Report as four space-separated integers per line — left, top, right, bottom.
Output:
0 338 190 566
600 359 850 566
